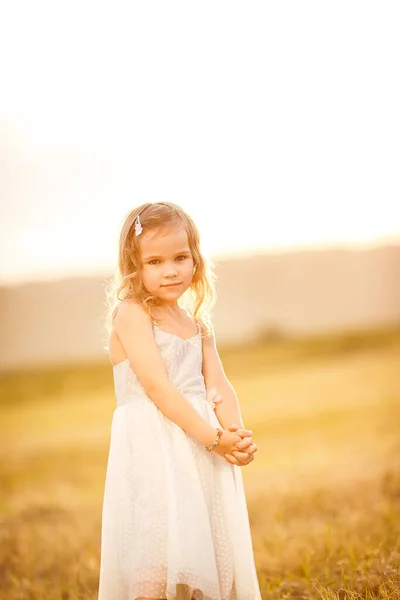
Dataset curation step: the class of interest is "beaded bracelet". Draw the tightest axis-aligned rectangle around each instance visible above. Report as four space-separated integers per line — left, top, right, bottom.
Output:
205 427 224 452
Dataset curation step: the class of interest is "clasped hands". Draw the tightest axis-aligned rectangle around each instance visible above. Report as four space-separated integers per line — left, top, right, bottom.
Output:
224 424 258 467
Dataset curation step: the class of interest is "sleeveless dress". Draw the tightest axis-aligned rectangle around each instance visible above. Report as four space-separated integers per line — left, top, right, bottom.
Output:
97 322 262 600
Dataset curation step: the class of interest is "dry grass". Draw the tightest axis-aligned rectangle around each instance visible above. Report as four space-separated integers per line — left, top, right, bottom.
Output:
0 327 399 599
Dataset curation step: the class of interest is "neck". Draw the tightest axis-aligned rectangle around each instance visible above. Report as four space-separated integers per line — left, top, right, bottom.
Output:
154 301 187 320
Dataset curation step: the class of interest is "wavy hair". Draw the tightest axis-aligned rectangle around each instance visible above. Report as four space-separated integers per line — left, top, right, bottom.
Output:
103 202 217 349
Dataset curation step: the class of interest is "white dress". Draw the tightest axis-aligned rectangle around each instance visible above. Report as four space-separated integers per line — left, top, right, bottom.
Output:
97 323 262 600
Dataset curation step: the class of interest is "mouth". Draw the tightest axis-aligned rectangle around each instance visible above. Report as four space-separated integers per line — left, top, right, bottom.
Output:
161 282 182 288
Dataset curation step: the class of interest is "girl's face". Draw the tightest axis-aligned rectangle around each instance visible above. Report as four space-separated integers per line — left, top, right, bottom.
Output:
139 224 194 304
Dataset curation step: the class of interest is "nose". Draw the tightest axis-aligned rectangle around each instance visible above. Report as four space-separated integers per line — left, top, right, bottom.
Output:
163 262 178 278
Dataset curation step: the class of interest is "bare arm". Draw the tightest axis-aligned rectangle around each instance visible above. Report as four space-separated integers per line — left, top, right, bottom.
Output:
113 301 230 449
201 324 245 429
200 325 260 466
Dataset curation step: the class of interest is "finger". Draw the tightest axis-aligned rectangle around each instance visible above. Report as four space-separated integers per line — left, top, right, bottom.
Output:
236 437 253 450
236 438 253 452
237 442 258 454
242 443 258 455
238 455 254 466
224 453 241 466
236 452 254 465
232 454 253 466
233 451 255 463
229 426 250 436
236 429 253 438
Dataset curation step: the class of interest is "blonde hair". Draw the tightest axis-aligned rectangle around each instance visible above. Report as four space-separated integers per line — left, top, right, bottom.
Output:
103 201 217 348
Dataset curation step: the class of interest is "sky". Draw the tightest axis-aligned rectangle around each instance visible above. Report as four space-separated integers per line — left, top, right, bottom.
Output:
1 1 399 285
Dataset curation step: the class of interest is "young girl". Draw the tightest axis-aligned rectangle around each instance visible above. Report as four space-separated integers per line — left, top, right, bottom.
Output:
98 202 261 600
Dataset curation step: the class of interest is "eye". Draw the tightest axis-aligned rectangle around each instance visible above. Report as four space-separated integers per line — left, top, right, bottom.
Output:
176 255 187 261
149 259 160 265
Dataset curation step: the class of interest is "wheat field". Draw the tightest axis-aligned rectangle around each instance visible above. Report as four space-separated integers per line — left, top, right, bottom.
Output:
1 328 399 599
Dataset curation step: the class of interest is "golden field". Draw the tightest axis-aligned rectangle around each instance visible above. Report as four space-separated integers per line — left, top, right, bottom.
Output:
1 328 399 599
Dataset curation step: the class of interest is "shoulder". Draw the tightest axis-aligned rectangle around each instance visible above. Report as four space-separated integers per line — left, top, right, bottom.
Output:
110 301 170 393
198 319 216 347
114 300 153 332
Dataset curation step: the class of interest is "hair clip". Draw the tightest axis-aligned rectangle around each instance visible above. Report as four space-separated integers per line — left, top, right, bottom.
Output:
135 214 143 236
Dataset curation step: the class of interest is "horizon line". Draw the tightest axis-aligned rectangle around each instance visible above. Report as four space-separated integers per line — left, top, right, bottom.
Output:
1 237 399 288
